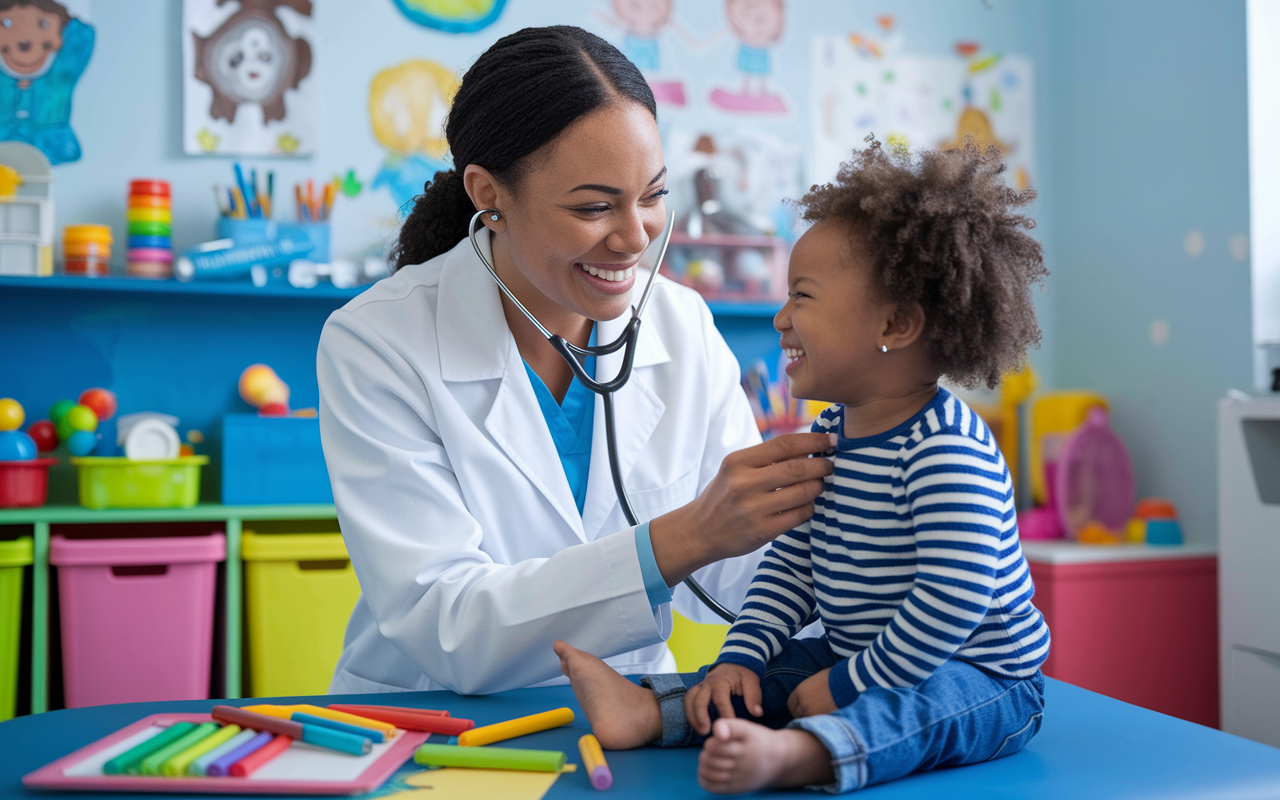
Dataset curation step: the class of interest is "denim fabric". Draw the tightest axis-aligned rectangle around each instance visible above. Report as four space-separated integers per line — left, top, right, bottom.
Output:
644 635 1045 794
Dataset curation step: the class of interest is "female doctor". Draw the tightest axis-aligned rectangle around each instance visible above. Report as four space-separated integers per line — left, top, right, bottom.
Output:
317 25 834 696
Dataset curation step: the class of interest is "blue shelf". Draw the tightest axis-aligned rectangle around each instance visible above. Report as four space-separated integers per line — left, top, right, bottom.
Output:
0 274 368 300
706 301 783 318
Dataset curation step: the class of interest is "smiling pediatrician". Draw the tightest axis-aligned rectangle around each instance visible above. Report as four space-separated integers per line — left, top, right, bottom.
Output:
317 26 835 696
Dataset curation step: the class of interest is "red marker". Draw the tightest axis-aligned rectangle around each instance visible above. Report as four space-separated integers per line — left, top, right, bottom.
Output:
327 704 473 735
229 734 292 777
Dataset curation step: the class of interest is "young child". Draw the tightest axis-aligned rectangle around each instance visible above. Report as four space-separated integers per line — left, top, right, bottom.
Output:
554 139 1051 795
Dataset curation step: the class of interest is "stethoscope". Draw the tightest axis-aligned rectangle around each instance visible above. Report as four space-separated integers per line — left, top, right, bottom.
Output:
468 208 737 623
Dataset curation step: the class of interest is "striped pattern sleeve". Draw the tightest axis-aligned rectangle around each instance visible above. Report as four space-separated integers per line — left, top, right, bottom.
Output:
713 519 819 676
828 403 1008 704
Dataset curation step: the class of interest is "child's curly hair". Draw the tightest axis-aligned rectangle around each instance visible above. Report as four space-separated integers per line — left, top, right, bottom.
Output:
795 137 1047 389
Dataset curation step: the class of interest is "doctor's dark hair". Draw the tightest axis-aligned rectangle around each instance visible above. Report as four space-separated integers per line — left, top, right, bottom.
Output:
391 26 657 271
796 136 1046 389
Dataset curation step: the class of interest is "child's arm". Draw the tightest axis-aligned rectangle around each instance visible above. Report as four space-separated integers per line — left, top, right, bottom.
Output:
826 429 1005 707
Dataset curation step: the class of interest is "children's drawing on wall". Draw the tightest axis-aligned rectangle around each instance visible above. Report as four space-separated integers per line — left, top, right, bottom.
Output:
390 0 506 34
595 0 688 107
708 0 787 115
368 58 458 213
809 25 1033 190
0 0 93 165
183 0 315 156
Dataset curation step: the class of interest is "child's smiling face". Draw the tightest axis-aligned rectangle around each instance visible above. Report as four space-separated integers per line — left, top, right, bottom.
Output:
774 219 893 405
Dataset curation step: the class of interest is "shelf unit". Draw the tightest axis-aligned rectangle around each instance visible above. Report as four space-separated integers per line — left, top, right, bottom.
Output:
0 274 366 299
0 502 336 713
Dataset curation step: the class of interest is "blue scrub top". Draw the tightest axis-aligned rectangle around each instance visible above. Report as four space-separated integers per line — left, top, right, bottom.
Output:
523 325 671 609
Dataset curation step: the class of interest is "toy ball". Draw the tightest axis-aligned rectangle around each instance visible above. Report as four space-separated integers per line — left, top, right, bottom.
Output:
49 398 76 427
0 429 37 461
65 403 99 432
78 388 118 421
55 418 76 444
65 429 99 457
239 364 290 409
26 419 58 452
0 397 24 431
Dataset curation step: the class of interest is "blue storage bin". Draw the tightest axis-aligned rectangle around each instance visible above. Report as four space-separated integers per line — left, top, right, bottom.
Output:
221 414 332 505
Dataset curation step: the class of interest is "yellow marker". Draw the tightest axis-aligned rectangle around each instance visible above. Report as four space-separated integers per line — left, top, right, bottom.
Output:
578 734 613 790
457 707 575 747
243 704 396 739
161 724 241 777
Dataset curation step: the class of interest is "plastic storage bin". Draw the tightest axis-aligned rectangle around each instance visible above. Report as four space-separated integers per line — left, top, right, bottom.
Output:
242 530 360 696
50 533 225 708
71 456 208 509
0 458 57 508
222 415 332 505
0 537 32 721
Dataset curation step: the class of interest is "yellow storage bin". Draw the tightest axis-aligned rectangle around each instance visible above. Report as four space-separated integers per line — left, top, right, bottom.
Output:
668 611 730 673
0 537 32 721
242 530 361 697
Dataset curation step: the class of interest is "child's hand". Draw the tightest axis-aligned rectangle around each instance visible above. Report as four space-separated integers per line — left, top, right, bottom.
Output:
683 663 763 735
787 668 837 718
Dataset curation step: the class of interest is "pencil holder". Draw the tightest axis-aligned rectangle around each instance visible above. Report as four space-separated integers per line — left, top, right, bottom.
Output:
0 537 31 721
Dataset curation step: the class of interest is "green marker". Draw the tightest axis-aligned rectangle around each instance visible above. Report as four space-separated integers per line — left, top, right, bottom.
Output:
139 722 219 776
103 722 196 775
162 724 241 777
414 743 567 773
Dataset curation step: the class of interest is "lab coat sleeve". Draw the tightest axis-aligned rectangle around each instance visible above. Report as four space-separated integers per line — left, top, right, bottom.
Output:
318 309 660 695
670 298 769 624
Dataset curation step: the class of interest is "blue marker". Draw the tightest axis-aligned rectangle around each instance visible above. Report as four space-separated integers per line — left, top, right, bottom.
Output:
293 712 386 743
233 162 254 218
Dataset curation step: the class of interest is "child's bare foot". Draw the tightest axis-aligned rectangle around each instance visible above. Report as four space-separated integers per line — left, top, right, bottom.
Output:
698 718 835 794
553 640 663 750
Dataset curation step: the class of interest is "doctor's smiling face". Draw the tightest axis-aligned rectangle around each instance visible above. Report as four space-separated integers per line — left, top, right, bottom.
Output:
467 99 667 328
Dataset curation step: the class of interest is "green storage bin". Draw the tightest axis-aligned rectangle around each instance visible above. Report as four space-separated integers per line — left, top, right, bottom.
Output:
0 537 32 721
242 530 361 697
71 457 208 509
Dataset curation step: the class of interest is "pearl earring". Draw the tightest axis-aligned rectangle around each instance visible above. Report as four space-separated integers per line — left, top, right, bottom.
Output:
880 345 889 353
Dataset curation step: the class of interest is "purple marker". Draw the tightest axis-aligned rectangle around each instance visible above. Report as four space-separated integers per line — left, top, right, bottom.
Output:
207 730 274 777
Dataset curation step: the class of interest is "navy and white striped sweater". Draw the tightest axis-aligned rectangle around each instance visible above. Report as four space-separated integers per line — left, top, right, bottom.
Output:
716 388 1050 706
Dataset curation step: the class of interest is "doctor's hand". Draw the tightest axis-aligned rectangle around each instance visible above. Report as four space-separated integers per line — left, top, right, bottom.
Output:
650 432 836 586
684 663 763 735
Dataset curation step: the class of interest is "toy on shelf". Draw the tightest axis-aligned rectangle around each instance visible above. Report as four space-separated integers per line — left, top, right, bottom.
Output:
1018 405 1137 544
1127 498 1184 545
126 180 173 279
0 398 58 508
39 388 119 456
238 364 290 417
660 232 789 304
117 412 181 460
62 224 112 277
0 141 54 277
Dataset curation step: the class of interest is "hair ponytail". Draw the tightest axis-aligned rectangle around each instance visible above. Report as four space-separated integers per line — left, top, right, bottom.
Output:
391 25 656 271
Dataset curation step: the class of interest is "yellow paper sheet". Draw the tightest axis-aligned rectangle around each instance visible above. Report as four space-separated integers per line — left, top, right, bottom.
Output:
392 767 562 800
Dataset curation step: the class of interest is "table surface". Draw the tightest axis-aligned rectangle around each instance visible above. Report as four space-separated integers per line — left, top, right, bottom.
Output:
3 679 1280 799
1020 539 1217 565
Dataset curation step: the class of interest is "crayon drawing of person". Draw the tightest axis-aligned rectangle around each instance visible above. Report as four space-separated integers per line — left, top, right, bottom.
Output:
368 58 458 213
596 0 686 106
709 0 786 114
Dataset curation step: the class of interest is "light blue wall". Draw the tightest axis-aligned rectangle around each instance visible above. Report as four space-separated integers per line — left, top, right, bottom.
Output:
1045 0 1250 543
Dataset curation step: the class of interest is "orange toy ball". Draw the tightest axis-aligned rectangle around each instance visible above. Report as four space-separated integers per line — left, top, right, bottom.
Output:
238 364 289 408
78 388 118 421
1134 498 1177 520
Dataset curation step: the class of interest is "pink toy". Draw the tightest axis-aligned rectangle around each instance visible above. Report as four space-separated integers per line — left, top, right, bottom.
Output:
50 533 225 708
1019 408 1136 541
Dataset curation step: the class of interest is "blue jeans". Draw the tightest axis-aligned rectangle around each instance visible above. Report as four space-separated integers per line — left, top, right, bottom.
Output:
642 636 1045 794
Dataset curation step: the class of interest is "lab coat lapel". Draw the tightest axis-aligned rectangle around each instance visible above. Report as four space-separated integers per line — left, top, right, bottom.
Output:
580 275 671 540
437 232 585 538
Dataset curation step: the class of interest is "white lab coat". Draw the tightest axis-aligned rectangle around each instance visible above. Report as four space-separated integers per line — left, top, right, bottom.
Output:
317 230 765 695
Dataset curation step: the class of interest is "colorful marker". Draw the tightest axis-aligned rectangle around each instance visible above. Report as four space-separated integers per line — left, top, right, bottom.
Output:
328 703 449 718
229 733 293 777
139 722 219 776
207 731 274 777
211 706 372 756
190 727 257 776
457 707 575 747
414 743 566 772
579 734 613 790
162 723 241 776
243 704 396 739
293 712 385 743
326 705 472 736
102 722 195 775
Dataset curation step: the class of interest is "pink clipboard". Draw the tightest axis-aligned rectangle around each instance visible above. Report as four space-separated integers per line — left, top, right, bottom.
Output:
23 713 430 795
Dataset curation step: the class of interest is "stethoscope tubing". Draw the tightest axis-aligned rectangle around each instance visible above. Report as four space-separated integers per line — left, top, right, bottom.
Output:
468 209 737 623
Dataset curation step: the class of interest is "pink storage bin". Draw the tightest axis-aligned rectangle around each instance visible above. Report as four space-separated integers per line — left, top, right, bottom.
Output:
50 533 225 708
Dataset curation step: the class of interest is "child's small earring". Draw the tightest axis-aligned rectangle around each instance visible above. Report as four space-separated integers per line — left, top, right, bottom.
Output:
880 344 889 353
